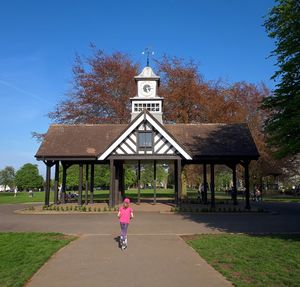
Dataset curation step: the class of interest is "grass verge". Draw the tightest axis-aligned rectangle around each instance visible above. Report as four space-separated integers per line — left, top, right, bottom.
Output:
0 232 76 287
185 234 300 287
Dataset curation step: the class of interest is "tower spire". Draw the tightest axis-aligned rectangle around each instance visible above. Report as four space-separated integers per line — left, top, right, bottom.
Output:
142 48 154 67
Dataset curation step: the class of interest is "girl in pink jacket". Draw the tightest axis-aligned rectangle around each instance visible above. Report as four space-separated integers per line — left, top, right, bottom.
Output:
118 198 133 249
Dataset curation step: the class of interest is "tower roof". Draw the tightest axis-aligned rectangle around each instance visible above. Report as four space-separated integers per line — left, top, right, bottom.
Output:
134 66 160 81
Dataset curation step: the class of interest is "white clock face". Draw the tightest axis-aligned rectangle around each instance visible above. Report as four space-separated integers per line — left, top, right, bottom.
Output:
141 82 154 96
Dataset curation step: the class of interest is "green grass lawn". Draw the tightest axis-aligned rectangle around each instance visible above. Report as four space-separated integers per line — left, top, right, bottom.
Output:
1 189 299 204
0 232 76 287
187 234 300 287
0 189 175 204
0 191 54 204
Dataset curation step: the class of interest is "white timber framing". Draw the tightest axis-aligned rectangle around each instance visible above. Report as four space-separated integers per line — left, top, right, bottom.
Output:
98 111 192 160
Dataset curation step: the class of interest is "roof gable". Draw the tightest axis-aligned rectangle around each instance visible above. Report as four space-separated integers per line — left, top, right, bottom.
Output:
98 110 192 160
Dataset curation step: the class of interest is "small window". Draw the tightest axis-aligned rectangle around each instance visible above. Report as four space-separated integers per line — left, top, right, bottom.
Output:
138 132 152 148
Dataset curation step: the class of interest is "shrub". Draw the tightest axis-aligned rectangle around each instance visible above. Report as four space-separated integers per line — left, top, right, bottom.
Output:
60 206 64 211
88 207 92 212
103 207 107 212
70 206 73 211
94 207 97 212
66 206 69 211
97 207 101 212
74 206 78 211
82 206 86 212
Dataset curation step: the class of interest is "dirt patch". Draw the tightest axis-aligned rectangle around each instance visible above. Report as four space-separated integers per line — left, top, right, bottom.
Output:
180 234 200 242
49 234 77 241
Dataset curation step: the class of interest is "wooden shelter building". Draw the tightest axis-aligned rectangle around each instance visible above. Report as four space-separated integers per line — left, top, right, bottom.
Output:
35 65 259 209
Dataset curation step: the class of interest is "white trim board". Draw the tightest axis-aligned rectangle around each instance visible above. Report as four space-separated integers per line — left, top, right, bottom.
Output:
98 112 192 160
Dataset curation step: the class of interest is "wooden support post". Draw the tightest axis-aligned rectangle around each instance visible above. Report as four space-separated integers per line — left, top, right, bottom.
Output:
137 160 141 205
90 163 94 204
203 164 208 204
232 164 238 205
174 160 178 203
109 159 115 208
54 161 59 205
244 162 251 210
78 163 83 206
210 164 215 209
61 163 67 204
85 164 89 205
176 159 182 204
115 163 119 206
119 161 125 201
45 163 51 206
153 160 157 205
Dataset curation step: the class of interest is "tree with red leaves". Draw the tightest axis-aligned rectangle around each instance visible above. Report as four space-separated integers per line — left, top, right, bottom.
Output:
49 47 138 124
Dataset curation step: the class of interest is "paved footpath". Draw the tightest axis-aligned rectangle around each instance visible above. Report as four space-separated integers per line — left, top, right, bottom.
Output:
1 202 299 287
26 234 231 287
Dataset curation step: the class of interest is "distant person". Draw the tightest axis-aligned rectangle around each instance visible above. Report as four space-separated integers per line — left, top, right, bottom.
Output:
255 187 261 202
14 187 18 198
29 189 33 198
197 183 203 202
58 185 62 200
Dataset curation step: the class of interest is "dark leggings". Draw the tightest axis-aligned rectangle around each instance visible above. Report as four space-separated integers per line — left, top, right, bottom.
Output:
120 223 129 239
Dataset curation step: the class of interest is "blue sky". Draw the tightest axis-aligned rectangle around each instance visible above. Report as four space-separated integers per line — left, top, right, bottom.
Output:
0 0 276 176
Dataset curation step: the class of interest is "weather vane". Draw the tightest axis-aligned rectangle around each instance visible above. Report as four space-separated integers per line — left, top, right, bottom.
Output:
142 48 154 67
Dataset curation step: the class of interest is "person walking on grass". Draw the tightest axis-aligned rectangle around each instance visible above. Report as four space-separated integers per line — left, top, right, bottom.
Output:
117 198 133 250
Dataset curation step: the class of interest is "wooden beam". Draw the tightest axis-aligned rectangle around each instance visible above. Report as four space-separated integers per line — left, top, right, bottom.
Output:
114 163 119 206
244 161 251 210
153 160 157 205
54 162 59 205
61 163 67 204
78 163 83 206
108 155 181 160
109 159 115 208
232 164 238 205
203 164 208 204
137 160 141 205
45 164 51 206
119 161 125 201
90 163 94 204
174 160 178 203
85 164 89 205
210 164 215 209
177 159 182 204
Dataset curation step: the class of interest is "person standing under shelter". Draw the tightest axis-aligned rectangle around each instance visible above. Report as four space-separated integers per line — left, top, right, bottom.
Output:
255 187 261 202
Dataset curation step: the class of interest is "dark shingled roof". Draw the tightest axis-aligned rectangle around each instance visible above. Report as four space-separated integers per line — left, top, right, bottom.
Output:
35 123 259 160
165 123 259 159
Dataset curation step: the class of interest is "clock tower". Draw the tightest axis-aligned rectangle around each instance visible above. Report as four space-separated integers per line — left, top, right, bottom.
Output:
131 66 164 123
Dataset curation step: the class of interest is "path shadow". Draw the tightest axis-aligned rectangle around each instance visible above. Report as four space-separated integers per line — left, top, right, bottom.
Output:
176 201 300 235
113 236 121 249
